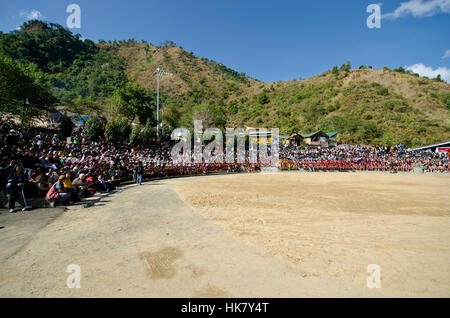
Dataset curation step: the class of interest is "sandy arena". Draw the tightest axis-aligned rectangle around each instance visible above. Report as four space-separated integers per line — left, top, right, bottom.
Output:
0 172 449 297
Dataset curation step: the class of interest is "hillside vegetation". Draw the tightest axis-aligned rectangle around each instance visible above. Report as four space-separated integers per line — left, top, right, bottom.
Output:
1 20 449 147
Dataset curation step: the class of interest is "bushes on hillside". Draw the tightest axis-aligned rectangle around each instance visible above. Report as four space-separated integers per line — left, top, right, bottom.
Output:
257 92 270 105
361 122 382 142
393 66 406 73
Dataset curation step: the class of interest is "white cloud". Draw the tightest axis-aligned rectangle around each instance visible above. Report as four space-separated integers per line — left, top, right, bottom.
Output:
383 0 450 19
19 9 45 20
442 49 450 59
406 63 450 82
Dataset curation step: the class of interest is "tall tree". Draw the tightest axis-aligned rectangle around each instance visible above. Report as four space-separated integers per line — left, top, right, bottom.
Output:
110 82 157 125
0 55 57 125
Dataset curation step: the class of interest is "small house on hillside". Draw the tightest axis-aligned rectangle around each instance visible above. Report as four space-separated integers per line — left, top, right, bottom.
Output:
301 130 338 147
301 130 329 146
284 133 303 146
326 131 339 147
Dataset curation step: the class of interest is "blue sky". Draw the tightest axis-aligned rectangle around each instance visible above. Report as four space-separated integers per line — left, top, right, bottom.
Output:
1 0 449 82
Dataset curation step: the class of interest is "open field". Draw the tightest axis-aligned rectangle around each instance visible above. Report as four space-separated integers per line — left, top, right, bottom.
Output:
176 172 450 297
0 172 449 297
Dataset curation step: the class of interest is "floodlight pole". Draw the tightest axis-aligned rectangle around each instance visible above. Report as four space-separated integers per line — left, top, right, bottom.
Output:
154 67 173 139
156 67 160 134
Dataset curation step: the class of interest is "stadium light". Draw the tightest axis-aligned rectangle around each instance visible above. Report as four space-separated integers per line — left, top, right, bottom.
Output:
154 67 173 135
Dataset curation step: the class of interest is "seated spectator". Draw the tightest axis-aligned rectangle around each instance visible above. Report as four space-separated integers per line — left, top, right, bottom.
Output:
62 172 80 202
46 175 70 207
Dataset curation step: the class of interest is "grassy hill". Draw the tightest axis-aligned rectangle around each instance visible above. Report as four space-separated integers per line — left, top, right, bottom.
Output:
1 21 449 147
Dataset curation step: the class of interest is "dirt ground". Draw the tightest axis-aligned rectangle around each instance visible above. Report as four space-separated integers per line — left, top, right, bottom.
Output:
0 172 448 297
175 172 450 297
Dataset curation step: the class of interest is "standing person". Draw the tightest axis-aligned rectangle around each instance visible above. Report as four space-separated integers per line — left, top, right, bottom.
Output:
0 156 14 198
135 161 144 185
6 165 28 213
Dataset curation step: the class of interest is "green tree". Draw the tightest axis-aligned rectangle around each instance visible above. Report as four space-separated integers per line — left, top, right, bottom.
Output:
67 96 101 116
110 82 156 125
0 55 57 125
340 61 351 72
142 120 157 144
84 115 105 141
162 102 181 128
331 66 339 75
59 113 74 137
105 115 132 145
129 125 143 145
158 123 172 143
434 74 443 82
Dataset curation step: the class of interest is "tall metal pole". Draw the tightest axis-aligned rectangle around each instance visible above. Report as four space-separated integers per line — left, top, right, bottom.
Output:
154 67 172 139
156 67 160 133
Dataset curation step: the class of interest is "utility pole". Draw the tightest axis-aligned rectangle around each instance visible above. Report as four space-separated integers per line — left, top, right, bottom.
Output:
155 67 173 137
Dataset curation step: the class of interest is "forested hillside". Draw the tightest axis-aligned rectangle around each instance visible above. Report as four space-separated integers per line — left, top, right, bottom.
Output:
1 20 449 147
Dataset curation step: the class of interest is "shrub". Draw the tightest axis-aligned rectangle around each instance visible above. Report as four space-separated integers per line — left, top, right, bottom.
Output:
129 125 143 145
361 122 382 142
362 113 373 120
59 113 74 137
331 66 339 75
373 84 389 96
84 115 105 141
258 92 270 105
229 101 238 114
158 123 172 143
393 66 406 73
340 61 351 72
394 102 409 113
142 120 157 144
105 116 131 145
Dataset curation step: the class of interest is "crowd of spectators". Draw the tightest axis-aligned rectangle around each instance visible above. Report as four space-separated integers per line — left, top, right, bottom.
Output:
0 123 448 212
279 144 449 173
0 124 260 212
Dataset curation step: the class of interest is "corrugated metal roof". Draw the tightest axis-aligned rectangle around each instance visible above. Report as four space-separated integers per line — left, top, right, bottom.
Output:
410 141 450 151
326 131 338 137
301 130 322 138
